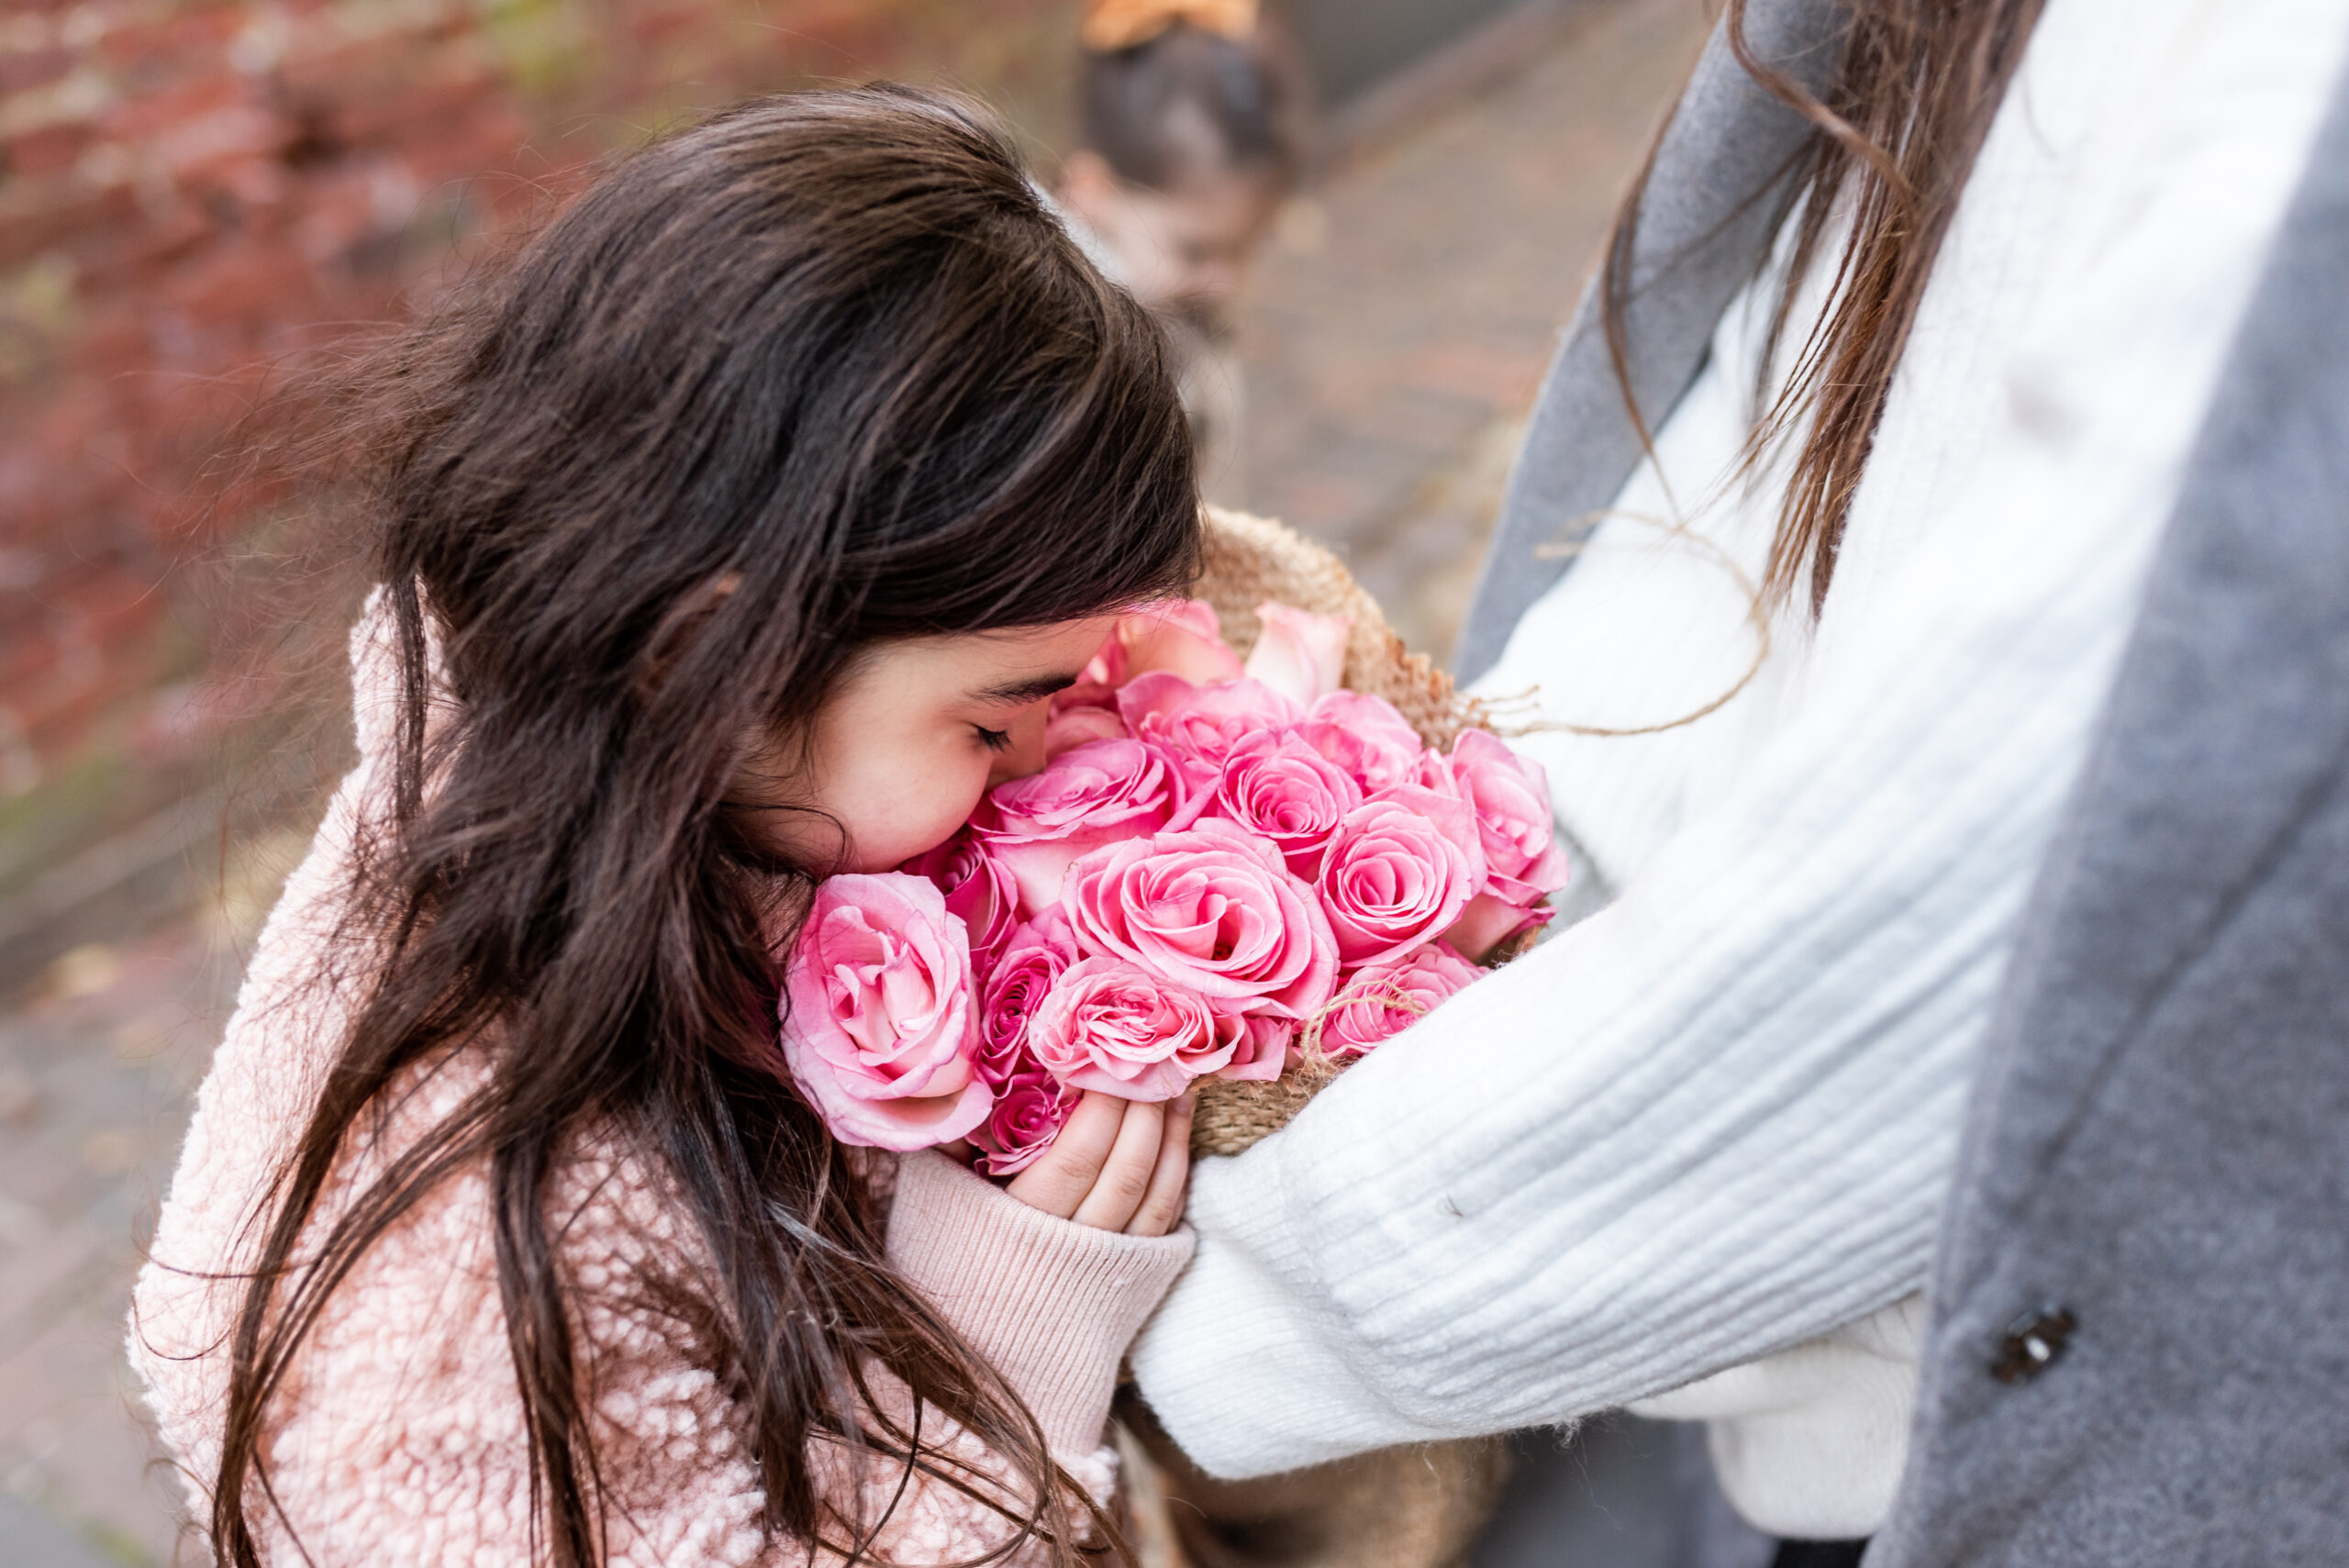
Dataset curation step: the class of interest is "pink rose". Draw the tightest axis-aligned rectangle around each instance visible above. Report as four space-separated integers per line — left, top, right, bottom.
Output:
1049 639 1124 717
1119 673 1302 809
976 737 1173 916
900 828 1018 975
1316 941 1482 1057
974 908 1080 1088
1029 956 1245 1100
1440 732 1568 961
1241 602 1351 706
1042 701 1129 758
1110 598 1245 685
1216 1008 1291 1083
1199 728 1363 875
1444 892 1555 964
780 873 990 1150
1064 818 1338 1020
1449 730 1571 898
1296 691 1430 795
1316 785 1487 966
975 1069 1081 1176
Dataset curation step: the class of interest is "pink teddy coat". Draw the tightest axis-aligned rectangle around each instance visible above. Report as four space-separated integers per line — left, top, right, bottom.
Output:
129 606 1193 1565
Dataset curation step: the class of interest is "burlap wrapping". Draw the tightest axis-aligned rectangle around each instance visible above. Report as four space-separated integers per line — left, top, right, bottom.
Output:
1186 505 1491 1162
1117 506 1507 1568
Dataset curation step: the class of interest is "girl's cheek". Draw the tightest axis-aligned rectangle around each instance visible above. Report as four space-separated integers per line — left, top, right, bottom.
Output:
838 745 993 873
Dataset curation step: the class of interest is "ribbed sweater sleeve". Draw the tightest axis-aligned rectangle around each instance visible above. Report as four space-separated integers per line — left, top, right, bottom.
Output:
1130 0 2348 1479
887 1151 1193 1455
1130 545 2113 1474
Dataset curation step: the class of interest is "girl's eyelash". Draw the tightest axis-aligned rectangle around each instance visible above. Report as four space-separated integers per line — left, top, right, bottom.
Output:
974 725 1013 752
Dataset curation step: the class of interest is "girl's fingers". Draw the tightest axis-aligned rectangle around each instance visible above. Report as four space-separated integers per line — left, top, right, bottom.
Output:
1124 1092 1194 1237
1006 1092 1127 1219
1070 1098 1166 1232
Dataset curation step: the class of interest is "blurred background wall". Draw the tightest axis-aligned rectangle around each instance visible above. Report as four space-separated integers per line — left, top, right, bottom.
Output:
0 0 1107 990
0 1 1713 1561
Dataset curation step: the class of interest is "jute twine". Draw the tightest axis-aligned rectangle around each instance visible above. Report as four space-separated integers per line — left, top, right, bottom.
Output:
1124 509 1508 1568
1187 506 1493 1162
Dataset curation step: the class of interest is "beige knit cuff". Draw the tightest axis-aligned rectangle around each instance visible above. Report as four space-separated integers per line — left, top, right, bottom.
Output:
885 1151 1195 1455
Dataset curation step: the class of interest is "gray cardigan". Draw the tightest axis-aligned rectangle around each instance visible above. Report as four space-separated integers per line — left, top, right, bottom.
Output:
1455 4 2349 1562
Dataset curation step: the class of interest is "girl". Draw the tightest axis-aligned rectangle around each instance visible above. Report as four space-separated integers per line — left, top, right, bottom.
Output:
135 87 1206 1566
1056 0 1308 501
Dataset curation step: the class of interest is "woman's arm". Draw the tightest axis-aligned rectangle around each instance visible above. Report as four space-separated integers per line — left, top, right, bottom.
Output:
1131 591 2065 1475
1130 0 2349 1483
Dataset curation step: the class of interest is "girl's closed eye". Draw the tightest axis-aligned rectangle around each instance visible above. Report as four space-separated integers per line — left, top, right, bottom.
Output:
738 618 1113 874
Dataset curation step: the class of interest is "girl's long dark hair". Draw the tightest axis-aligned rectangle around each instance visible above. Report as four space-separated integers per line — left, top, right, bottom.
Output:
1605 0 2045 612
212 86 1199 1566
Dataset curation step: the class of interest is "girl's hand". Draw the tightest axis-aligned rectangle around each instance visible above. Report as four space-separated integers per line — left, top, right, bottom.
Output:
1006 1091 1193 1237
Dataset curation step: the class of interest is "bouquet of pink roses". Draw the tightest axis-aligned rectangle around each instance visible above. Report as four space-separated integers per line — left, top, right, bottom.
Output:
777 596 1568 1173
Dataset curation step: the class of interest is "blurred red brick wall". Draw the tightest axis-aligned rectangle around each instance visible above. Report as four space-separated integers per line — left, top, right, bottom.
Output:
0 0 1074 801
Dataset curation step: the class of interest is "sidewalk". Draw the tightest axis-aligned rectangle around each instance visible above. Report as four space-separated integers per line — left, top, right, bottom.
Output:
1234 0 1710 662
0 3 1712 1559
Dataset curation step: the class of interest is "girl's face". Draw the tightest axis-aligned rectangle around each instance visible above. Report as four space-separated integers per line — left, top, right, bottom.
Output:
736 616 1119 873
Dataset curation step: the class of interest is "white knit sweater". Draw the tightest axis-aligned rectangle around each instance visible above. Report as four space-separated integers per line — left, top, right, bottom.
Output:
1132 0 2349 1535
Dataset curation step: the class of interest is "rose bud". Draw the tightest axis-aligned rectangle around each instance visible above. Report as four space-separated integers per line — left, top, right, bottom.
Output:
974 1068 1082 1176
900 828 1019 978
1119 673 1302 814
1198 728 1363 875
1449 729 1571 895
974 908 1080 1089
1296 691 1429 795
1111 598 1245 685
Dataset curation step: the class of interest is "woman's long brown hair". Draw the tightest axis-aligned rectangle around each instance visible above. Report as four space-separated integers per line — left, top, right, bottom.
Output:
1608 0 2046 612
204 88 1199 1566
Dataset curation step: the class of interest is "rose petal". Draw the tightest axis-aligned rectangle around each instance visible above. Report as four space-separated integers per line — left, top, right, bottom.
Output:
1442 892 1553 964
1242 602 1352 706
1118 599 1245 684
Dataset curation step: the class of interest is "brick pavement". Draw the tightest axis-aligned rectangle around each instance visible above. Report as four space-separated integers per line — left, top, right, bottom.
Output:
0 2 1713 1559
1233 0 1711 661
1 919 254 1564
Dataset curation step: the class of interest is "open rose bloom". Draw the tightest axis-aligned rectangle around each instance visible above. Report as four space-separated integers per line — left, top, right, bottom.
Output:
778 598 1568 1173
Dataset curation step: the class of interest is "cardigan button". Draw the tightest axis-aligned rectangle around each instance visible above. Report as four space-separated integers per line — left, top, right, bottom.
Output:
1990 1305 2076 1384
